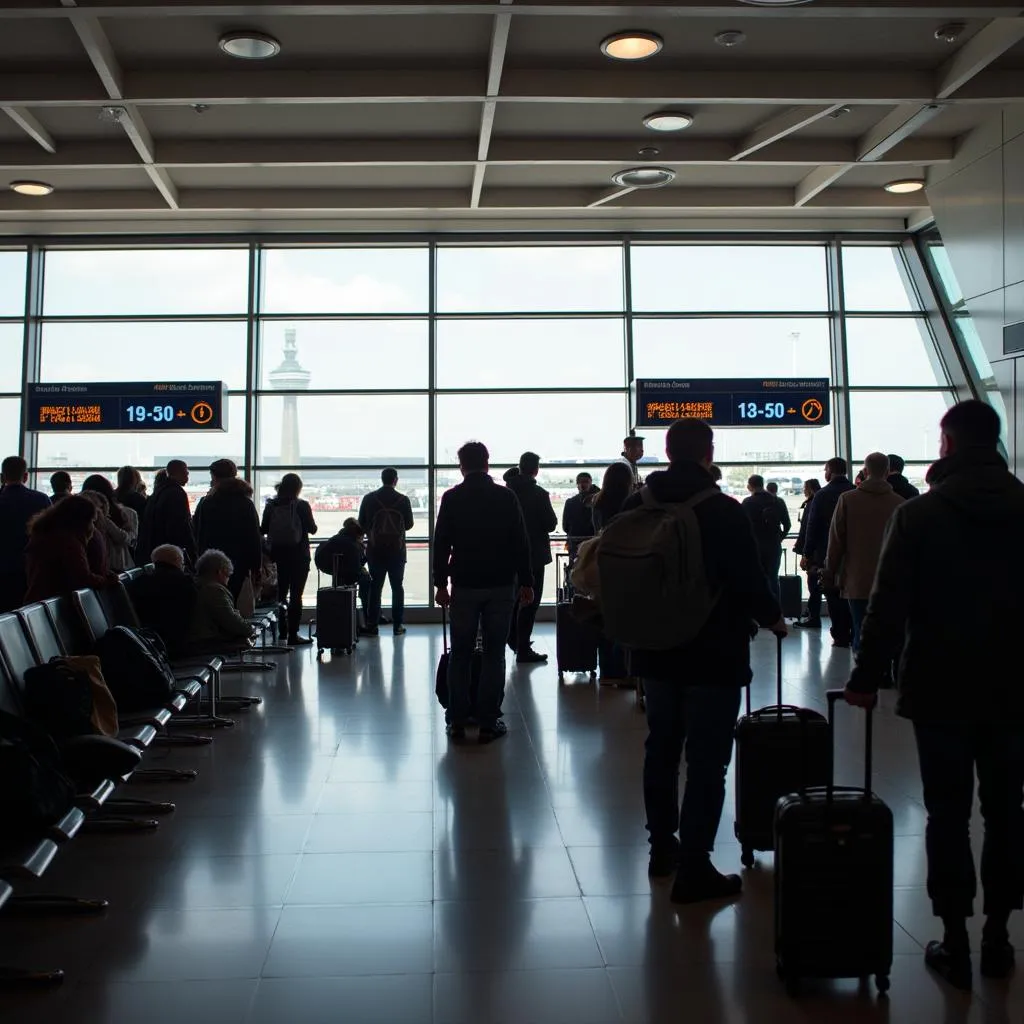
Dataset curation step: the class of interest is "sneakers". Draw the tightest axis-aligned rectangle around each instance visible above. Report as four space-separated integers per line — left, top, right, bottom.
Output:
981 940 1016 979
446 722 466 742
478 720 508 744
359 626 379 638
393 626 407 636
792 619 822 629
648 836 681 879
516 649 547 664
831 639 851 649
288 635 314 646
925 940 973 991
671 860 743 905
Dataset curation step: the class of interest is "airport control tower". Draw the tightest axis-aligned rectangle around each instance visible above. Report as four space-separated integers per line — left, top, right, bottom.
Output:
268 328 311 466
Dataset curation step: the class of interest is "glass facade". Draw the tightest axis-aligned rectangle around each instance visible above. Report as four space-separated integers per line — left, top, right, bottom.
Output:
2 236 960 607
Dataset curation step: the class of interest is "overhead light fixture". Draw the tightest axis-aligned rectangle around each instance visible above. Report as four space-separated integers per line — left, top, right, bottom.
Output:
638 146 661 158
98 105 127 124
829 105 852 119
884 179 926 194
218 31 281 60
643 110 694 132
714 30 746 48
613 166 675 188
736 0 814 6
935 22 966 44
600 31 663 61
10 180 54 196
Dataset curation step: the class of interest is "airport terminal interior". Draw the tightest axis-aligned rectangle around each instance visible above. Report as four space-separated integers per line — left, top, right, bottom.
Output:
3 0 1024 1021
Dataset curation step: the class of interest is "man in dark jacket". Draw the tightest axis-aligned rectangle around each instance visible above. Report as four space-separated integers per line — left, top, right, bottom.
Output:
623 420 786 904
358 467 415 637
315 518 371 616
562 472 599 556
137 459 196 568
799 456 854 645
505 451 558 663
887 454 921 500
434 441 533 744
741 474 791 601
193 459 262 601
846 401 1024 992
130 543 197 657
0 456 50 611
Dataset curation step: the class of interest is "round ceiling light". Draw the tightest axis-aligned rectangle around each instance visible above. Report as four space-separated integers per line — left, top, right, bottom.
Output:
643 110 694 132
613 166 675 189
9 180 54 197
218 31 281 60
884 179 926 195
714 30 747 47
735 0 815 6
600 32 663 61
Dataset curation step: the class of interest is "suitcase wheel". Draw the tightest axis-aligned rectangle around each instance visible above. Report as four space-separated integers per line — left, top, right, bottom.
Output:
589 671 597 683
875 975 890 995
558 672 564 683
740 846 755 869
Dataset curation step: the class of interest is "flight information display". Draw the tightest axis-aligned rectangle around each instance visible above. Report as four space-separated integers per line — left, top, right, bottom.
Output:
634 378 830 429
26 382 228 432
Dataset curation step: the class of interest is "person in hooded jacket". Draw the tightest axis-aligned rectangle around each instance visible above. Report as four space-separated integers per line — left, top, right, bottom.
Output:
505 451 557 663
846 401 1024 993
887 454 921 501
193 459 262 602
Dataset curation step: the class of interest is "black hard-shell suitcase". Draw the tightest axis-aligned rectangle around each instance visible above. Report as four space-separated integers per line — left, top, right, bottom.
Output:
315 585 357 657
733 635 830 867
774 690 893 997
779 552 803 619
434 606 481 715
554 552 599 682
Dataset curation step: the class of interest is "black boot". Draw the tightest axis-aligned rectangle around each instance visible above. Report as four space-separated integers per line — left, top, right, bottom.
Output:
671 856 742 905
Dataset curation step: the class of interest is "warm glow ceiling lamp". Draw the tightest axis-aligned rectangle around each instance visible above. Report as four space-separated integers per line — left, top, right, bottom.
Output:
218 31 281 59
643 111 694 132
613 166 676 188
9 180 54 196
884 179 926 194
600 32 663 61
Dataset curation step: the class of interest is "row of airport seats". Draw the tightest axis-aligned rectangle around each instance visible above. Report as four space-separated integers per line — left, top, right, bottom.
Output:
0 568 286 988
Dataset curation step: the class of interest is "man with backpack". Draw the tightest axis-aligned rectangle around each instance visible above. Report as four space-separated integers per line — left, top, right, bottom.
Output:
742 474 791 601
358 468 415 637
607 420 786 904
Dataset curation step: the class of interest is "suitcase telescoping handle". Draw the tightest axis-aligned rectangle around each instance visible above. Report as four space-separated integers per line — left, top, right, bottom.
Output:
744 631 785 717
825 688 873 801
441 605 449 655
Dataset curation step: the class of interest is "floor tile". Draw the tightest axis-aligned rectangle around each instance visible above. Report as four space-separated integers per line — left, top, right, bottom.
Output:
249 975 432 1024
286 851 433 904
435 846 580 902
317 779 434 814
303 811 435 852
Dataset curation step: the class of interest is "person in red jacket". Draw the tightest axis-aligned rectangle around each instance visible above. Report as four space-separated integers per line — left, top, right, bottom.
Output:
24 495 114 603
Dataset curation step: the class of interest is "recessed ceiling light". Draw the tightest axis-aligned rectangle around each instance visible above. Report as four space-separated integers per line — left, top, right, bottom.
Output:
935 22 966 44
600 32 663 61
218 31 281 60
9 180 54 197
736 0 814 6
714 30 746 48
643 111 694 132
613 166 675 189
638 146 661 158
829 105 852 119
884 179 926 194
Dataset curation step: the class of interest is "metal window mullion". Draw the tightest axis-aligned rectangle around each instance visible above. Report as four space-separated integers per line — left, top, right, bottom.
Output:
21 245 44 473
427 240 437 609
827 240 853 464
242 242 260 481
623 240 635 435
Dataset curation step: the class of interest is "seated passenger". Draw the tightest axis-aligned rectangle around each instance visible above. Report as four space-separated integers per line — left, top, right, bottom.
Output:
186 548 255 651
314 517 371 614
131 544 197 657
25 495 114 602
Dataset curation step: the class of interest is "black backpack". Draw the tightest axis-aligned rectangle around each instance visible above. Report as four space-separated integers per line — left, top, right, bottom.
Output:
23 660 96 740
95 626 175 712
0 710 76 835
368 496 405 557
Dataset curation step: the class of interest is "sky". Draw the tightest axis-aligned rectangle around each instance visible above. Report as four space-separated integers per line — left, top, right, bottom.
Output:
0 241 962 471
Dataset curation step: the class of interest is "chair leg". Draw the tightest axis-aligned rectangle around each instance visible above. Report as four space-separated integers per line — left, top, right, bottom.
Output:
128 768 198 783
81 816 160 834
152 732 213 747
6 894 109 915
100 798 175 815
0 964 64 989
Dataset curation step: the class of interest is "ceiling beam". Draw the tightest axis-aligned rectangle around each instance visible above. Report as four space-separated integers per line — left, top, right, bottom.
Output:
794 164 854 207
588 186 636 209
1 3 1021 19
471 3 511 209
1 106 55 153
936 16 1024 98
856 102 945 161
69 15 124 100
732 105 846 161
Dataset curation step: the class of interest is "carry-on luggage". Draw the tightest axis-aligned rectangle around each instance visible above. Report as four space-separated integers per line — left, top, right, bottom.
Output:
779 551 803 620
774 689 893 997
734 634 830 867
554 551 599 683
315 554 360 657
434 606 481 716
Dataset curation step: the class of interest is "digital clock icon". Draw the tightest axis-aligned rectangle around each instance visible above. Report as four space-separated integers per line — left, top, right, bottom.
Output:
801 398 824 423
190 401 214 426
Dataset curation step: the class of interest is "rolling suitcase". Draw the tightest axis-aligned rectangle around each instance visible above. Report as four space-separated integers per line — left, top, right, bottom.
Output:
779 552 803 620
554 552 599 682
734 634 830 867
434 606 481 716
774 689 893 997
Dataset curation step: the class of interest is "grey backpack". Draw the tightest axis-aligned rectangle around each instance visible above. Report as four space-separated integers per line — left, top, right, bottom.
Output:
597 486 720 651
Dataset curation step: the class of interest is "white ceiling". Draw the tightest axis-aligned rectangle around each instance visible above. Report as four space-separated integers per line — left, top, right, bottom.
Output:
0 1 1022 235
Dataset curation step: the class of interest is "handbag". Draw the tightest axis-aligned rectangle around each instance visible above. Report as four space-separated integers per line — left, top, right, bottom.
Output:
0 709 76 834
23 659 97 740
95 626 175 712
569 535 602 600
236 575 256 618
61 655 119 737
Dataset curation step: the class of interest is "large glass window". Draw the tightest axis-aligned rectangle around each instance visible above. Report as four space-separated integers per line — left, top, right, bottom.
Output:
0 324 24 393
849 391 954 462
841 246 916 312
845 319 948 387
0 251 26 316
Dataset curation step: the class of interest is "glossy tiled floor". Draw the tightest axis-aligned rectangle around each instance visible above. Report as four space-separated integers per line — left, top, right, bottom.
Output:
2 625 1021 1023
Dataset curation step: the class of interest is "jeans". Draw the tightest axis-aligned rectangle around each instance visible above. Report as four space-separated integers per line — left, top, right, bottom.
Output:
642 678 742 860
805 569 822 622
849 597 869 653
823 583 853 643
448 585 517 729
914 721 1024 918
367 554 406 629
759 548 782 603
273 546 310 638
509 564 544 655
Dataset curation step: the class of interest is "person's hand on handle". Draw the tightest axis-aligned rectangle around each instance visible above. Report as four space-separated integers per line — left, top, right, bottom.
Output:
769 617 789 638
799 556 809 572
519 586 534 607
843 685 877 710
434 586 450 609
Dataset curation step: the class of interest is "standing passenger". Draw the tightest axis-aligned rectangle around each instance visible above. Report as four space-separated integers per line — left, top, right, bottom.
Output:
792 477 822 628
742 474 790 602
262 473 317 645
358 468 415 637
137 459 196 567
618 433 645 491
0 456 50 611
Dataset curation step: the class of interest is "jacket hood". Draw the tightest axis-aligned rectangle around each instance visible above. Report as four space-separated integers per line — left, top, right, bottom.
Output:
212 477 253 498
925 448 1024 520
507 474 541 496
857 478 895 496
644 462 718 501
